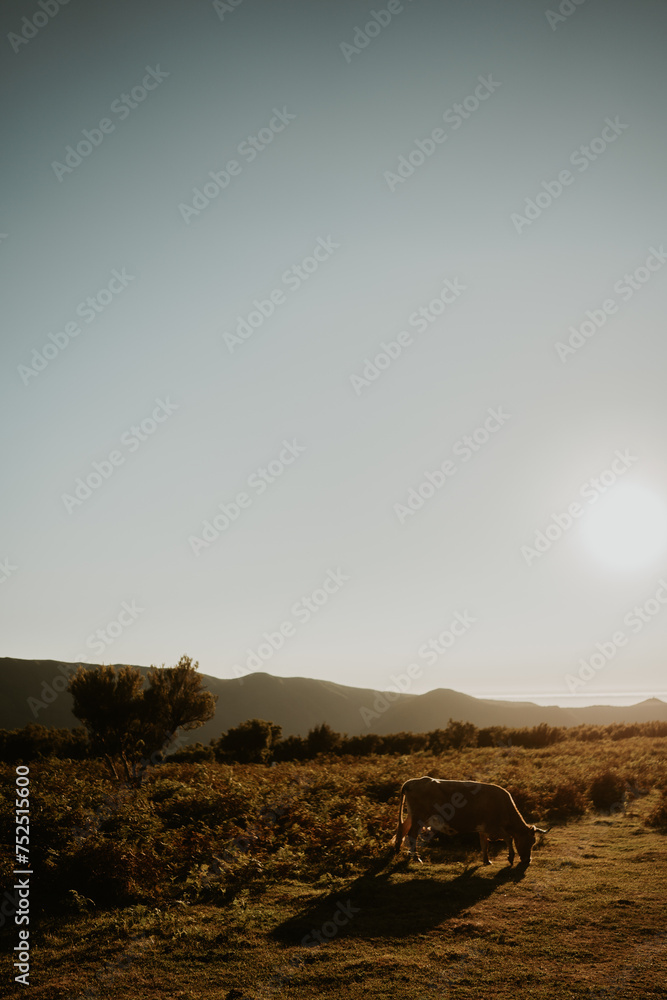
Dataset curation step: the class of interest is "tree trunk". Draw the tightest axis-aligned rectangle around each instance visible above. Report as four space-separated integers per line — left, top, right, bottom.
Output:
104 753 119 781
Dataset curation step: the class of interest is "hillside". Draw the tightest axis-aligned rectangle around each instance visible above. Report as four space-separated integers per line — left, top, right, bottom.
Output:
2 656 667 740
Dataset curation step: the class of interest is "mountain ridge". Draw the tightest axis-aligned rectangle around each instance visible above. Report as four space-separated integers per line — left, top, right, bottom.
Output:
1 657 666 741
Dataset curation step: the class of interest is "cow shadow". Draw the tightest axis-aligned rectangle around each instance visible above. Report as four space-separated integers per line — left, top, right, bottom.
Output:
271 848 528 944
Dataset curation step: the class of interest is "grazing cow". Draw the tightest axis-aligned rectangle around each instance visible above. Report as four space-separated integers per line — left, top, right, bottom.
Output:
394 776 545 866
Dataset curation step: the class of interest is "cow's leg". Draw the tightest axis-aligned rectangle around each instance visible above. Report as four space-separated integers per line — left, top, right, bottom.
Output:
479 832 491 865
507 837 515 867
406 818 423 862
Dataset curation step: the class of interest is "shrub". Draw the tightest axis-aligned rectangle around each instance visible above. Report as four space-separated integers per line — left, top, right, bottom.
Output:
609 724 641 741
543 781 587 822
307 723 341 756
645 789 667 830
477 726 509 748
168 742 214 763
506 723 566 749
338 734 382 756
365 779 399 804
67 837 167 905
590 770 627 812
427 720 478 753
272 734 309 761
573 725 606 742
215 719 282 763
506 785 541 822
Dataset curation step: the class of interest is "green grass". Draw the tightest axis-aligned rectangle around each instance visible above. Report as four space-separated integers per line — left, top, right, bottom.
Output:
1 739 667 998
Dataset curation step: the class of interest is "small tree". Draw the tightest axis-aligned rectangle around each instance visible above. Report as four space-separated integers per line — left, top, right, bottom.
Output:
68 656 217 783
69 664 144 780
272 733 308 761
306 722 341 756
141 655 217 762
216 719 282 763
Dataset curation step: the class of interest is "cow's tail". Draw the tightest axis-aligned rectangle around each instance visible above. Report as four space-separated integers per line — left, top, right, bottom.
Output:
393 785 406 853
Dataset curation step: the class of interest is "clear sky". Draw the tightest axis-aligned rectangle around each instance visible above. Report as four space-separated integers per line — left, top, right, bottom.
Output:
2 0 667 708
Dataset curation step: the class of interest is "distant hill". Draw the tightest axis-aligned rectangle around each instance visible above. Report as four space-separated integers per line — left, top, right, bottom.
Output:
1 657 666 742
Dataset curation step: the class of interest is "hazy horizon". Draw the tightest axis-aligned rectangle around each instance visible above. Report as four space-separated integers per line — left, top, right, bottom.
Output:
3 0 667 712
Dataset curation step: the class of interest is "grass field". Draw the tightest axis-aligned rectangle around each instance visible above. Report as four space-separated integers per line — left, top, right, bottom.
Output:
2 736 666 998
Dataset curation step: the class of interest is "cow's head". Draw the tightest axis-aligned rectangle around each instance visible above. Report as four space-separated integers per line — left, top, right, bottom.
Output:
517 825 547 864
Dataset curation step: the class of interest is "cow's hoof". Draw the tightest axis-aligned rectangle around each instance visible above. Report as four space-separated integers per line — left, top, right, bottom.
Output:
483 859 492 866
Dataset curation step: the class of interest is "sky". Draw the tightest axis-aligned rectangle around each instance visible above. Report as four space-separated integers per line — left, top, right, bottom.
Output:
2 0 667 708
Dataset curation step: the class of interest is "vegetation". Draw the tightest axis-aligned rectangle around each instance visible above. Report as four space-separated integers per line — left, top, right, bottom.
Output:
1 728 666 998
66 656 216 783
4 715 667 768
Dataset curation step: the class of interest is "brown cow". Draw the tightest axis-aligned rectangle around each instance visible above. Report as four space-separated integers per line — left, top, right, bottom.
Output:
394 776 545 865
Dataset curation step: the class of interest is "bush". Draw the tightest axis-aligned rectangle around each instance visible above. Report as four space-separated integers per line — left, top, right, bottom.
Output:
168 742 214 763
215 719 282 763
307 723 341 756
477 726 509 748
507 723 566 749
338 734 382 756
427 720 478 753
645 789 667 830
506 785 541 822
590 770 627 812
67 836 167 905
609 724 641 741
272 734 308 761
572 725 606 742
543 782 587 822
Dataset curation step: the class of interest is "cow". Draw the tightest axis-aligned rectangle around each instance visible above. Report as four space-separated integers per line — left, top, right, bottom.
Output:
394 776 546 866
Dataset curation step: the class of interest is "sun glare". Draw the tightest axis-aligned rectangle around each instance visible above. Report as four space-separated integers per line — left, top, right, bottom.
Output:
582 483 667 570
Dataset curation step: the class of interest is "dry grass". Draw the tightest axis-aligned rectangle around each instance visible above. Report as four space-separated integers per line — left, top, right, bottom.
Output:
1 737 666 998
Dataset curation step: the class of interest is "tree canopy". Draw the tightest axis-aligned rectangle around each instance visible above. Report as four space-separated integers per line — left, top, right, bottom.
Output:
68 655 216 782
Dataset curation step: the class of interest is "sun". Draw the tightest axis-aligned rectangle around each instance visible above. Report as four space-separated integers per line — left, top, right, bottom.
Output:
581 483 667 570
